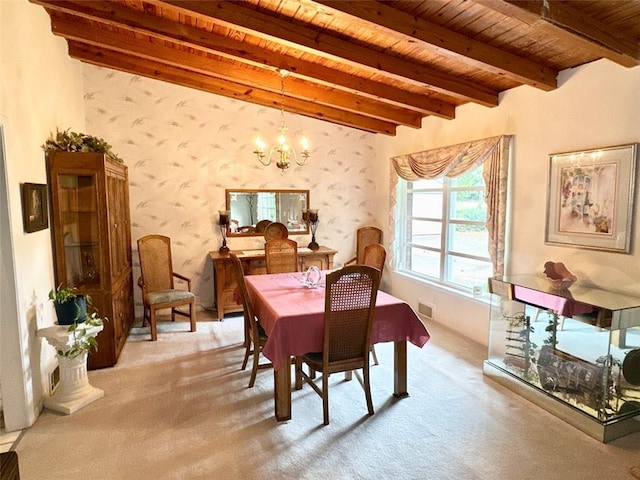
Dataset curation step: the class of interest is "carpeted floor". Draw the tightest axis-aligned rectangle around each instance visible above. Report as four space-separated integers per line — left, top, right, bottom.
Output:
12 313 640 479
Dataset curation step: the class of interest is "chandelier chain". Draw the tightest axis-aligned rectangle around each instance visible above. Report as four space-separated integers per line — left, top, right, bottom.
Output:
279 70 286 132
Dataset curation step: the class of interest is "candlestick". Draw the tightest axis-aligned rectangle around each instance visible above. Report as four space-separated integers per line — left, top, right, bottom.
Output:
219 210 230 253
307 209 319 251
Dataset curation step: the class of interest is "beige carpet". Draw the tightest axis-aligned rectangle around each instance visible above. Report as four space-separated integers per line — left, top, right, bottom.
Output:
12 313 640 480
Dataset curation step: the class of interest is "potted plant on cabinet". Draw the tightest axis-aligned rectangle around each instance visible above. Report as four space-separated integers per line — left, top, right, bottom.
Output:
41 128 124 164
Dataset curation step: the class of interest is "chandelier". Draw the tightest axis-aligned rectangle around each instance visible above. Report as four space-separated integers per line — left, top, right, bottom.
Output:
253 69 310 173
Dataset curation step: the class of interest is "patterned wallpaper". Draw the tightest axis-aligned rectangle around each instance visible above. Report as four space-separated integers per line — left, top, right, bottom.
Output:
82 65 379 315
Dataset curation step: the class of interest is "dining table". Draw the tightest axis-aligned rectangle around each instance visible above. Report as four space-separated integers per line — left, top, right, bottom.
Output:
244 270 431 421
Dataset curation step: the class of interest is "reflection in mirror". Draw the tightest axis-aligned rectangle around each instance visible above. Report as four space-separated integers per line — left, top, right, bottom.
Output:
226 189 309 237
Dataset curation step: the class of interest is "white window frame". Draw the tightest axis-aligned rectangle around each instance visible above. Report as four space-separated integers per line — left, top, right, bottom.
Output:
395 166 492 294
257 193 276 222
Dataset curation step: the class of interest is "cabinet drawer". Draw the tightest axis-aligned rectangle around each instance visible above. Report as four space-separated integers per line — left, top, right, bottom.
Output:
301 256 326 270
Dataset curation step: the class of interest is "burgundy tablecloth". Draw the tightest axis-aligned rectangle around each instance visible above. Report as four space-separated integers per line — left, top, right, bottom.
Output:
245 271 430 370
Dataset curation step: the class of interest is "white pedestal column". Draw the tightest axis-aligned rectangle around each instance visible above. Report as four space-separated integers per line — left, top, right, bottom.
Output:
38 324 104 414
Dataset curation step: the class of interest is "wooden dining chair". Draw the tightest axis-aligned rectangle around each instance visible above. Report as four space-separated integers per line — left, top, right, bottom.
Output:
361 243 386 366
230 254 272 387
345 226 383 266
255 219 272 233
137 234 196 341
265 238 299 273
294 265 381 425
362 243 386 273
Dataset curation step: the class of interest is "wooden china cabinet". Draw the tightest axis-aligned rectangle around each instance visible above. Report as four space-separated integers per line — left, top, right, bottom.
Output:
46 151 134 370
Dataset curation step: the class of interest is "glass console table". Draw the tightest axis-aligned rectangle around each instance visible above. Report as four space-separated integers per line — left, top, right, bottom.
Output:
484 274 640 442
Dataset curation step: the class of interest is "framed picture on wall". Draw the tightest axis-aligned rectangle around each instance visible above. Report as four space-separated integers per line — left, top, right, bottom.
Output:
21 182 49 233
545 143 637 253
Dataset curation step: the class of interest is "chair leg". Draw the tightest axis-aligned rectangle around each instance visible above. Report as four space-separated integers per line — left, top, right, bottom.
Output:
294 357 303 390
363 366 374 416
248 342 260 388
150 307 158 341
189 299 196 332
370 345 379 366
322 372 329 426
142 306 149 328
241 339 251 371
243 315 250 349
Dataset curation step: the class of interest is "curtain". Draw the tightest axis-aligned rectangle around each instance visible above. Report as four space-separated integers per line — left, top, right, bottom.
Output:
389 135 511 276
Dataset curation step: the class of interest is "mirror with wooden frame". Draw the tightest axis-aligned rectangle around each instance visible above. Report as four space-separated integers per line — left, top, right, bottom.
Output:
225 189 310 237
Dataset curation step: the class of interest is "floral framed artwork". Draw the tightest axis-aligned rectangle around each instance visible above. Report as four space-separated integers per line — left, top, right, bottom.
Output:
21 183 49 233
545 143 637 253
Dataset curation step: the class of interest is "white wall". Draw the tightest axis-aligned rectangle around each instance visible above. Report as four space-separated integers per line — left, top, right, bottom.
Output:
376 60 640 346
82 65 379 315
0 0 85 430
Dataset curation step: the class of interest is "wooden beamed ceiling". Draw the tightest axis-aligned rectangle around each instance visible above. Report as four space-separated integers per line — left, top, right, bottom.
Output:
32 0 640 135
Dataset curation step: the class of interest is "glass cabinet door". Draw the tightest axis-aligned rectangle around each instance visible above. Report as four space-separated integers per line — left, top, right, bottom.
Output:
57 174 102 289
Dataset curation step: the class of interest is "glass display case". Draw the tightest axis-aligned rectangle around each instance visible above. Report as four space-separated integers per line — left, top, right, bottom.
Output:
485 274 640 442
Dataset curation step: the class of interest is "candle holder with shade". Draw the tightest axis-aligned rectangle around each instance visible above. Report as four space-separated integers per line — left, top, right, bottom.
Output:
307 209 319 251
219 210 230 254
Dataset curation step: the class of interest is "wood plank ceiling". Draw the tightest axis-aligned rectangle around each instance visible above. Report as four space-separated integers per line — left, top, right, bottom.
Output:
32 0 640 135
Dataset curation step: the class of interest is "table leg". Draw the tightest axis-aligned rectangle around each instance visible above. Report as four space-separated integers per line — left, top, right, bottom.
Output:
274 357 292 421
393 340 409 398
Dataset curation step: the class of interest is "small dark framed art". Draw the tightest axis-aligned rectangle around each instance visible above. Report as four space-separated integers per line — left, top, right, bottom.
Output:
21 182 48 233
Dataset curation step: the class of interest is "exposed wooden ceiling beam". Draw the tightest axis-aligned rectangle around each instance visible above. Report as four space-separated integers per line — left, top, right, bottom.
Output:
50 16 423 127
157 0 499 107
475 0 640 67
67 42 399 135
313 0 558 92
33 0 455 118
32 0 636 136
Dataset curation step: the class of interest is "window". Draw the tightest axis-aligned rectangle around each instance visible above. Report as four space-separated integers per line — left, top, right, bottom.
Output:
257 193 276 221
396 164 493 293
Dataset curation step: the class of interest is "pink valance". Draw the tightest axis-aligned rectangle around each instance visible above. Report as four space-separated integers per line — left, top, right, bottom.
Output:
389 135 511 276
391 135 505 180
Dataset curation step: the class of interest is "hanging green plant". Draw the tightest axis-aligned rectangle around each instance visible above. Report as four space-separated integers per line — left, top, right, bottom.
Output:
41 128 123 164
58 313 106 359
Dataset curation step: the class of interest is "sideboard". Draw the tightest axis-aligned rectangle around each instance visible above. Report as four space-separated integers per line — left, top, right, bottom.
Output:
485 274 640 442
209 246 337 319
